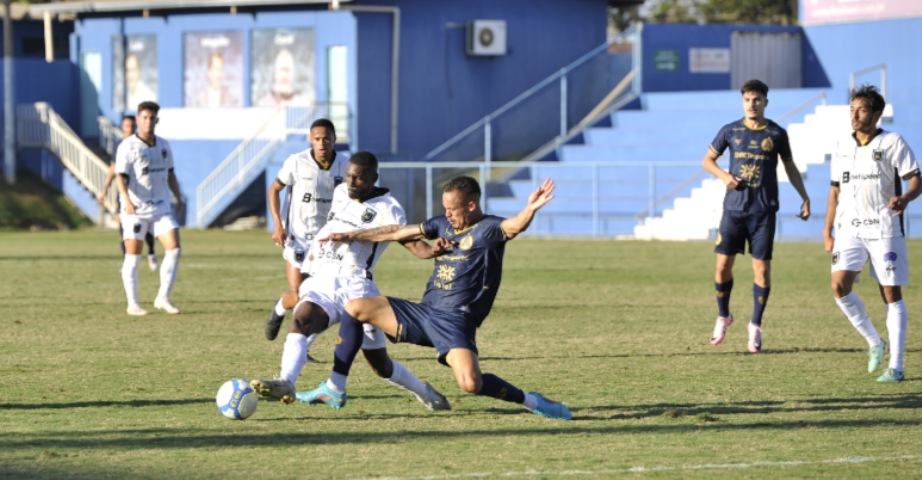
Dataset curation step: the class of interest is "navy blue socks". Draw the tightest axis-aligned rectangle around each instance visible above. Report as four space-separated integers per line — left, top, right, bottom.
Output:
478 373 525 404
332 312 364 377
715 279 734 317
751 283 770 326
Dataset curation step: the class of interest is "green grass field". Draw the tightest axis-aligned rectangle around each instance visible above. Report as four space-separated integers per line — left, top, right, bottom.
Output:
2 230 922 479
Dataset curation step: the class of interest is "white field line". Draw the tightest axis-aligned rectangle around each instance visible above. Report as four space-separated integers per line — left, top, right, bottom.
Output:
349 455 922 480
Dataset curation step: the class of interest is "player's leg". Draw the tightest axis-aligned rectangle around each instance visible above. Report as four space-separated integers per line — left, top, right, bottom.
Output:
869 238 909 382
446 348 571 421
832 237 884 372
145 232 158 272
360 331 451 411
711 211 744 345
153 217 181 314
744 211 776 353
120 215 148 315
266 259 307 341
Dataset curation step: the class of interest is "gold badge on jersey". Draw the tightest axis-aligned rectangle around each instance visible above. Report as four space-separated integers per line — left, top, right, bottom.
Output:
761 137 774 152
734 138 742 145
459 235 474 251
361 208 377 223
873 149 884 161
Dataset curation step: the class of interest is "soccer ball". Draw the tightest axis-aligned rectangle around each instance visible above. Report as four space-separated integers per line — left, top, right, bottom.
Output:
216 379 259 420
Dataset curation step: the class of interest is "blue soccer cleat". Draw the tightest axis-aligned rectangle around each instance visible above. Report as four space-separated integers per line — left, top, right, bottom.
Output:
529 392 572 420
296 382 347 409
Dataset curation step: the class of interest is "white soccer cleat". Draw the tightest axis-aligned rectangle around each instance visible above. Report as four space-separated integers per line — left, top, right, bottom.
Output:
415 381 452 411
154 296 181 315
748 322 762 353
148 253 158 272
126 303 149 316
710 314 733 345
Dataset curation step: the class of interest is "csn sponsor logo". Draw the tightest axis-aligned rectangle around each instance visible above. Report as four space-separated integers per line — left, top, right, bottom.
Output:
851 218 880 228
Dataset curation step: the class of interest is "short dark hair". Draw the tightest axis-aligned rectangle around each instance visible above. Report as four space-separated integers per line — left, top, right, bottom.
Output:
310 118 336 136
740 79 769 97
850 84 886 113
443 176 481 200
137 101 160 115
121 115 136 123
348 151 378 173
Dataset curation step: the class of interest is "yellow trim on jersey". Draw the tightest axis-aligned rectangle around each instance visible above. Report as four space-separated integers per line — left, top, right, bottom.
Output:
901 169 920 180
453 223 477 235
743 121 768 131
418 222 428 239
708 144 721 155
135 134 156 147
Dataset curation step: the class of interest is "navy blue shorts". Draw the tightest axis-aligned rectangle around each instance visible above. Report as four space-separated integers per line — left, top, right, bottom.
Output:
385 297 478 365
714 210 776 260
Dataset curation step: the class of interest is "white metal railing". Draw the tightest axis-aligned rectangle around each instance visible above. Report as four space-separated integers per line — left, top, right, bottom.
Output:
378 160 700 237
195 103 348 227
98 115 125 157
421 25 638 164
849 63 886 99
17 102 117 214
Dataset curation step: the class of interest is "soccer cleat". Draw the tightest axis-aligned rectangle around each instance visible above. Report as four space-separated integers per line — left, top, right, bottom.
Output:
296 382 347 409
877 368 904 382
126 303 148 316
710 314 734 345
250 378 296 404
147 253 158 272
154 296 181 315
529 392 572 421
747 322 762 353
414 381 452 411
868 340 887 373
265 309 285 341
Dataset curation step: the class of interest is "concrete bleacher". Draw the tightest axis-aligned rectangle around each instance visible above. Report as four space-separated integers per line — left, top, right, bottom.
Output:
484 88 827 236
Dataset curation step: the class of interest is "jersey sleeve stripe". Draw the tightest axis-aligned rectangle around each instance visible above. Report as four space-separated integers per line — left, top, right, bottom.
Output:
830 181 840 187
418 223 428 239
275 177 287 187
708 145 720 155
901 169 920 180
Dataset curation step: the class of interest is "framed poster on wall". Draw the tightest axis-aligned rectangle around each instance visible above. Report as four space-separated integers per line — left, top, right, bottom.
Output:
113 34 158 112
251 28 315 106
183 31 244 108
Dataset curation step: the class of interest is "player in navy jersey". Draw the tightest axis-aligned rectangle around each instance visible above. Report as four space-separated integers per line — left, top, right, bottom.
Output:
703 79 811 353
298 176 572 420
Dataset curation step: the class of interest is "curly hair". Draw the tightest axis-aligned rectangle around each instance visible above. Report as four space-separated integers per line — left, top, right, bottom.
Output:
850 84 886 113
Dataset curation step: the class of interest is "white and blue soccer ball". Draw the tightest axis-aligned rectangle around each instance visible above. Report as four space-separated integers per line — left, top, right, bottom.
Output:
216 379 259 420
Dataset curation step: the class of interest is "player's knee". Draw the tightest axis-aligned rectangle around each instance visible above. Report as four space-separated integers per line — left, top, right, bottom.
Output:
831 280 850 298
456 373 482 394
291 302 326 336
344 298 370 322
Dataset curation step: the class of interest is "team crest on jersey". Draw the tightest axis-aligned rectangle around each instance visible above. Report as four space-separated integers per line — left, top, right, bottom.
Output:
873 149 884 161
734 138 742 145
361 208 377 223
459 235 474 251
761 137 774 152
161 148 168 158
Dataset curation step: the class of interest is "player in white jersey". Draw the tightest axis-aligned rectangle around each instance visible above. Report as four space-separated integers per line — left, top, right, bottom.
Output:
824 85 922 382
251 152 452 410
114 102 184 316
265 119 347 343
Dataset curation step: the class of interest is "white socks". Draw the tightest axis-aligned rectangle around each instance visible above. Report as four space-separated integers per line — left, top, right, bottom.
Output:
121 254 141 305
522 393 539 412
157 248 180 299
886 300 907 371
836 292 882 347
279 333 308 387
327 372 347 394
274 298 289 316
384 361 427 398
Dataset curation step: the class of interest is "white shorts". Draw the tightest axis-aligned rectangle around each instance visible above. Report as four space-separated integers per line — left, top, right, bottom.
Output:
283 239 311 269
832 235 909 286
121 213 178 241
295 274 386 350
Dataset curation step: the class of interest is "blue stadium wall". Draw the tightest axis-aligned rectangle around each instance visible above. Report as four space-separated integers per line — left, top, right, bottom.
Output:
353 0 609 159
640 23 830 92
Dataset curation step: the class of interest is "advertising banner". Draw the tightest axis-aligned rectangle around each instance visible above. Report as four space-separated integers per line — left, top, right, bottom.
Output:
251 28 315 106
803 0 922 26
184 31 244 108
115 34 158 111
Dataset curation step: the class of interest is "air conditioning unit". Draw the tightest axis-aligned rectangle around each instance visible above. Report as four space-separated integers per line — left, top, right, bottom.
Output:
467 20 506 56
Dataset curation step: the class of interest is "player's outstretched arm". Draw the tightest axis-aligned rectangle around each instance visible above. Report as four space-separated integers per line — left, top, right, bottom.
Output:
320 224 425 246
823 185 839 254
401 238 457 259
501 178 556 240
888 174 922 216
702 149 741 189
782 159 811 220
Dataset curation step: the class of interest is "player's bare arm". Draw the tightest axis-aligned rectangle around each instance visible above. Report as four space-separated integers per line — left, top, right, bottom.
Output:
320 224 424 246
500 178 556 240
100 163 117 205
702 148 741 189
823 185 839 254
116 173 135 215
401 238 457 259
267 180 286 246
168 170 184 216
781 159 811 220
887 174 922 216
